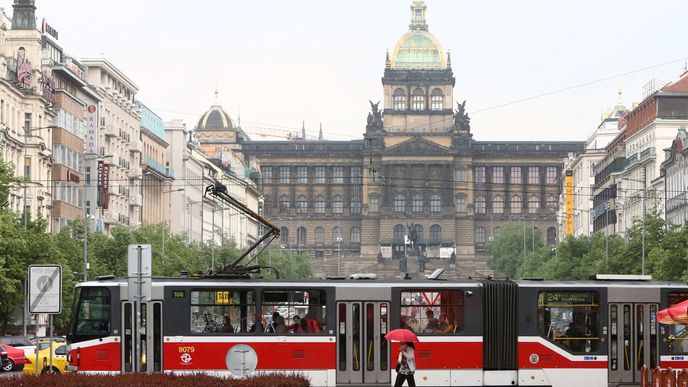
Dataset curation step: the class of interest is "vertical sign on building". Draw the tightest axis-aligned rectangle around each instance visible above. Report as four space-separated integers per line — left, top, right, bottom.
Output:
85 104 98 155
97 161 110 210
565 170 574 236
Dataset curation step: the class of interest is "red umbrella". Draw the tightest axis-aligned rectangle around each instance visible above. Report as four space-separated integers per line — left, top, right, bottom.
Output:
658 299 688 325
385 328 419 342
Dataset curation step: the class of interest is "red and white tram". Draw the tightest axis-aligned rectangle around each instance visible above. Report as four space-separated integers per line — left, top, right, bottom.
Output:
66 275 688 386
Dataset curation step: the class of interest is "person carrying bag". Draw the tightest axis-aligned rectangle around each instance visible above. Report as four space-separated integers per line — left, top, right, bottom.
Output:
394 342 416 387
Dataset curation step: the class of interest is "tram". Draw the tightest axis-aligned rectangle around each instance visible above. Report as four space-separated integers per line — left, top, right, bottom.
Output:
65 275 688 386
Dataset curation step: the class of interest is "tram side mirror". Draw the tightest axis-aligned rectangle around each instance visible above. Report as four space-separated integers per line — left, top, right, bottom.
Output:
465 291 474 296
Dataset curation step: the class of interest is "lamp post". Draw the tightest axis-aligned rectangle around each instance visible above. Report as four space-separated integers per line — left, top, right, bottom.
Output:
211 206 236 272
23 125 57 229
159 188 183 265
187 199 203 243
622 174 648 275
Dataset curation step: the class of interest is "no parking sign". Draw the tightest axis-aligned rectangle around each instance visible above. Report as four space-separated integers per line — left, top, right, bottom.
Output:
28 265 62 314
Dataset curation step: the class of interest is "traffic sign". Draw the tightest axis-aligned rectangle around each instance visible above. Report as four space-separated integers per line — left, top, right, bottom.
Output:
28 265 62 314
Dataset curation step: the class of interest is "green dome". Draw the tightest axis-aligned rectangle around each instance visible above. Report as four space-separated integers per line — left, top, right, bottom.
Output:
391 30 447 70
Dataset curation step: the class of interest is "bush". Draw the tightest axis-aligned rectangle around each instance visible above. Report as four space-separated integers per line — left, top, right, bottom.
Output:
7 372 310 386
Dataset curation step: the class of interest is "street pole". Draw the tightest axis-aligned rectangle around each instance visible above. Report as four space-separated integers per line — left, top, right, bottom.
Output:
211 205 215 272
605 204 609 263
23 125 28 230
83 209 89 281
641 168 646 276
162 222 166 266
522 217 526 261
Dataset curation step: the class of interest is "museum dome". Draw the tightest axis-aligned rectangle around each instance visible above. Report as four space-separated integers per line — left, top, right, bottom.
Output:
196 91 235 131
390 0 448 70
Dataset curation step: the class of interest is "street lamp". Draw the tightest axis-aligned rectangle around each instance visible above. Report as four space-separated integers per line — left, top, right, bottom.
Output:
622 175 648 275
23 124 57 229
187 199 203 243
211 206 236 272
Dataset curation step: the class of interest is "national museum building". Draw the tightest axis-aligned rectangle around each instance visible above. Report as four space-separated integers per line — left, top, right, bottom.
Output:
194 1 584 277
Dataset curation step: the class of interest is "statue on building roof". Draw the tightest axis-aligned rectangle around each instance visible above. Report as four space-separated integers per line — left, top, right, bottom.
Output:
366 100 383 130
453 100 471 132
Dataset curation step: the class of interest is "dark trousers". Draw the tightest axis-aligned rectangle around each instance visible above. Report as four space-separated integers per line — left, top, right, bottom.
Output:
394 373 416 387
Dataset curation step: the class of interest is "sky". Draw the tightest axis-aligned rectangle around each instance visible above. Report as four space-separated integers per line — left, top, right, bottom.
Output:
3 0 688 142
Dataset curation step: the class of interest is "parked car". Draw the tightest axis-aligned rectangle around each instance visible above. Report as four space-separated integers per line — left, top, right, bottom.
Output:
0 344 27 372
0 336 34 357
28 337 66 351
0 348 8 372
22 342 70 375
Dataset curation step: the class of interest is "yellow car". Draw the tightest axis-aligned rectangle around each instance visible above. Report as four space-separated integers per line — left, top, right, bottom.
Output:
22 342 70 375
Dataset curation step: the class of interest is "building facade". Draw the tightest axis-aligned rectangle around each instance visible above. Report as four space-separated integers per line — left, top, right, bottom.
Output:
194 1 584 277
0 1 55 227
662 128 688 226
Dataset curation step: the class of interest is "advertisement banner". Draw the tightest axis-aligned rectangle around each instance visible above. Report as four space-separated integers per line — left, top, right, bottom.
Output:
97 161 110 210
565 171 574 236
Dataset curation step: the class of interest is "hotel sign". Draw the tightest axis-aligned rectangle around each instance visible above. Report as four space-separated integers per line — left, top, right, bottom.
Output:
85 104 98 155
42 19 59 40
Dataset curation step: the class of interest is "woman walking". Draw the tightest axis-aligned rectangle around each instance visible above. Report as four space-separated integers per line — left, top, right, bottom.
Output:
394 342 416 387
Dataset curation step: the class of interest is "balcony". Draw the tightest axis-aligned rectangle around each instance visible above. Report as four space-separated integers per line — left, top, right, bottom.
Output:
127 165 143 179
129 137 141 153
102 209 119 224
129 193 142 207
103 124 117 138
145 157 174 178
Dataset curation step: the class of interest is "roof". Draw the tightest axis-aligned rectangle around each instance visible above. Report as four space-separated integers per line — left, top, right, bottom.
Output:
391 30 447 70
196 104 235 131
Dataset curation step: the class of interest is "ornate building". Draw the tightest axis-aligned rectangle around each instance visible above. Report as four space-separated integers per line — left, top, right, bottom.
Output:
194 0 584 277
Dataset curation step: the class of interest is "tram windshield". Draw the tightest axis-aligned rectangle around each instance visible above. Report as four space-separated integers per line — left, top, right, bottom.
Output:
538 291 599 353
667 292 688 354
68 287 112 341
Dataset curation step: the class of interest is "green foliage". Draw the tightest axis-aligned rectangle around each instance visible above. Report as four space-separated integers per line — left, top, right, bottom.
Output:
256 247 314 279
486 211 688 281
0 151 21 209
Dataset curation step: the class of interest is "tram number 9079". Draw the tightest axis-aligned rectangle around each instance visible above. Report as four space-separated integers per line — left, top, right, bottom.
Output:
178 346 196 354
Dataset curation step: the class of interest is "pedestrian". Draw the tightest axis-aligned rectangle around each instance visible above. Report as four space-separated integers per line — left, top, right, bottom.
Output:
394 342 416 387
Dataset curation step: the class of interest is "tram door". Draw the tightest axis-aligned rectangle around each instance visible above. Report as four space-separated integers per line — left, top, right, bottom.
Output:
337 301 390 384
608 303 658 384
121 301 164 373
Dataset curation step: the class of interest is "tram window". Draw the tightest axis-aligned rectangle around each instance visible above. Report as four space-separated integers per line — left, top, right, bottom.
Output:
666 292 688 354
190 289 255 334
400 290 464 335
261 289 327 334
537 291 600 353
72 287 111 337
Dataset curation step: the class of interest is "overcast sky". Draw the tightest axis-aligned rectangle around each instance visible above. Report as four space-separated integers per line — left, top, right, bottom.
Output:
4 0 687 141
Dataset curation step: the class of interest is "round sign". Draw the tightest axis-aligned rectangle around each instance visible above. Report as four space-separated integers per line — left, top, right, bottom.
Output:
225 344 258 377
87 105 96 113
529 353 540 364
37 275 54 292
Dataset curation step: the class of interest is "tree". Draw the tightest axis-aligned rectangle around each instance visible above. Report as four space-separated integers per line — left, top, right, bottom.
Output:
486 223 541 278
256 247 313 279
0 151 21 209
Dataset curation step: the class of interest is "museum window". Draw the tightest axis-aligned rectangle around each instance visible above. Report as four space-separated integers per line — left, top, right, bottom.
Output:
314 195 326 214
297 166 308 184
332 195 344 214
528 167 540 185
279 167 290 184
475 227 486 244
456 168 466 183
493 167 504 184
413 224 424 242
493 195 504 214
400 290 464 335
546 167 558 184
538 291 600 354
280 227 289 246
393 88 406 111
510 195 522 214
296 195 308 214
351 196 361 215
351 167 362 184
510 167 522 185
430 194 441 213
430 89 444 111
333 227 342 244
315 227 324 245
475 167 486 183
333 167 344 184
297 227 307 247
475 196 486 214
369 195 379 213
314 166 326 184
529 195 540 214
455 195 466 213
263 167 272 184
411 88 425 110
546 195 558 211
394 224 405 242
430 225 441 242
351 227 361 244
394 194 405 213
279 195 290 211
412 193 423 213
547 227 557 245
